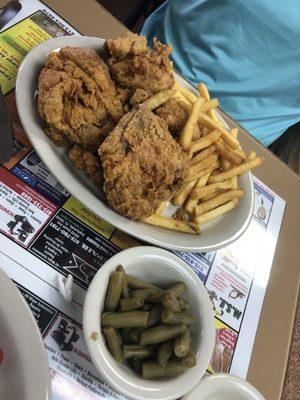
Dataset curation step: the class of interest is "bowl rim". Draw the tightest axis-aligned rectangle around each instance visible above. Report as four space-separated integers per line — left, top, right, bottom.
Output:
83 246 216 400
15 35 254 253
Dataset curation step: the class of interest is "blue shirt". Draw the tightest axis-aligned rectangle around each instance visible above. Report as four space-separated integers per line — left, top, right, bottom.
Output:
141 0 300 146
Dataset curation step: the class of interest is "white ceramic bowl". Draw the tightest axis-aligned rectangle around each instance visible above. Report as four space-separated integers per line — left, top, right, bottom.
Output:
182 373 266 400
15 35 253 252
83 246 215 400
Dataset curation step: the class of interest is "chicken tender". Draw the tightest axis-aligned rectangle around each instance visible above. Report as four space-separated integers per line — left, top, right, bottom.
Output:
106 33 174 94
99 107 188 219
38 47 123 151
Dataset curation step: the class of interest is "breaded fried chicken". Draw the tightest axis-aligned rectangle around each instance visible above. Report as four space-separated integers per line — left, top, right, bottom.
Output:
68 144 102 184
106 33 175 94
155 98 201 139
38 47 124 151
99 107 188 219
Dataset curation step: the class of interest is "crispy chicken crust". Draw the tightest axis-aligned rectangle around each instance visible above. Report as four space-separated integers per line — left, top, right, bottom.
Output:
106 33 175 94
99 107 188 219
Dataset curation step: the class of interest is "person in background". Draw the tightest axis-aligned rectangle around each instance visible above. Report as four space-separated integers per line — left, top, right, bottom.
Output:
141 0 300 172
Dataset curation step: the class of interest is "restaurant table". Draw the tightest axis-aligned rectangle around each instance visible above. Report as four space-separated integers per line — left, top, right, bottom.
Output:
1 0 299 399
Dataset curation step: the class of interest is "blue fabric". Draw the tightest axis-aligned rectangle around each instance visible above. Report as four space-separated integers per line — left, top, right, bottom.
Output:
141 0 300 146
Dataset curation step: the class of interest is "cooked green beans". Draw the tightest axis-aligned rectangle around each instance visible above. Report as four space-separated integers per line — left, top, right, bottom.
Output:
174 328 191 358
117 265 130 298
140 324 187 345
123 345 154 359
157 340 173 367
182 349 197 368
101 266 197 377
161 310 196 325
120 297 144 311
104 271 123 311
161 292 181 312
103 327 123 362
102 311 149 328
142 361 186 379
131 288 162 301
126 275 158 290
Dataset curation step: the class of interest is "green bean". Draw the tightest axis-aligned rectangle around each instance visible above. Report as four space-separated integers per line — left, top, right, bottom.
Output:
104 271 123 311
142 303 153 311
157 340 173 367
126 275 159 290
150 282 188 303
161 292 181 312
182 349 197 368
129 358 143 374
123 345 154 359
147 304 163 327
142 360 186 379
121 328 132 344
129 328 142 343
174 328 191 358
101 311 149 328
116 265 130 298
178 298 191 311
161 310 196 325
102 327 123 363
131 288 163 302
120 297 144 311
115 329 123 346
140 324 187 345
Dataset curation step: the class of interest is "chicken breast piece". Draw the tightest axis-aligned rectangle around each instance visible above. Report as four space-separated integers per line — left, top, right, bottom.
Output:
99 107 188 219
106 33 175 94
38 46 124 151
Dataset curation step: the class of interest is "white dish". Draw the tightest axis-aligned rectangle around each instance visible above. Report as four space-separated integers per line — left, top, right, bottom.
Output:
0 268 51 400
182 373 266 400
83 246 215 400
16 35 253 252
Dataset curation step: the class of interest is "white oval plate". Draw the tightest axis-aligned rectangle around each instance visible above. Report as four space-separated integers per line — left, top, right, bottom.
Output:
83 246 215 400
182 373 265 400
16 36 253 252
0 268 51 400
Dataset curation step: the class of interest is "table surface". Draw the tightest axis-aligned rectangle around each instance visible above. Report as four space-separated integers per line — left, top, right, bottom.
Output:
2 0 300 399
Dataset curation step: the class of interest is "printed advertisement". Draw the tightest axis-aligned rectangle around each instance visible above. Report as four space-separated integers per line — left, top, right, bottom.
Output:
0 2 286 400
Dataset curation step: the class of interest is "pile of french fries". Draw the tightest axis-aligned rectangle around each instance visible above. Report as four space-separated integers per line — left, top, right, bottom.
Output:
140 82 264 234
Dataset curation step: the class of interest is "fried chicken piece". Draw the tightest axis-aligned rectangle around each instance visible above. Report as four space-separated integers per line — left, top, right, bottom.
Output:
155 98 201 139
129 88 152 107
106 33 174 94
99 107 188 219
69 144 102 185
38 47 123 151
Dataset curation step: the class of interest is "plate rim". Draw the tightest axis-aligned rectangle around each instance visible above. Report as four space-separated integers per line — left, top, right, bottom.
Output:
15 35 254 252
0 267 51 400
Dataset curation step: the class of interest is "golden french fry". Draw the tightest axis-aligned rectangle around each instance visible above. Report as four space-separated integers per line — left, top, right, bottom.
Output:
231 176 239 205
180 97 205 151
185 166 215 183
190 145 216 165
190 130 222 154
172 180 197 206
142 89 176 110
231 128 238 138
246 151 257 161
197 82 210 100
201 98 219 113
208 108 220 123
185 173 211 213
175 82 198 103
142 214 200 234
194 189 244 216
190 180 233 200
208 157 264 183
214 140 244 165
155 201 168 215
188 153 218 176
221 157 231 171
201 189 226 201
173 91 192 106
197 113 240 150
194 200 237 225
